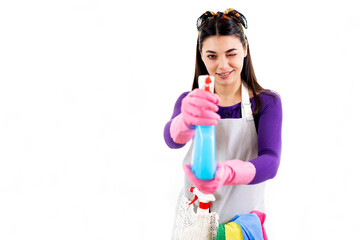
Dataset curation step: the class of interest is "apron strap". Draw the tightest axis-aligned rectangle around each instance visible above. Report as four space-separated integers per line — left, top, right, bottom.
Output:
241 83 254 121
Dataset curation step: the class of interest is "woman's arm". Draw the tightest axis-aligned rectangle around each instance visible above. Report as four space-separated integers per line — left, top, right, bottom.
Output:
181 91 282 193
164 90 220 148
249 92 282 184
163 92 189 149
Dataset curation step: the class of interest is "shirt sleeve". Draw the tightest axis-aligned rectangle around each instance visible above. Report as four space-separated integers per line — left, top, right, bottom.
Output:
249 92 283 184
163 92 190 149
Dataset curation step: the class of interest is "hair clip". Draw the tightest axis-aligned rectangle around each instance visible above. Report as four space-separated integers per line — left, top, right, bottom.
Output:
197 8 248 32
196 11 216 31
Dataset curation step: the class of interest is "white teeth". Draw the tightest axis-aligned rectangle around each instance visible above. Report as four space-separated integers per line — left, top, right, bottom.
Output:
219 72 231 76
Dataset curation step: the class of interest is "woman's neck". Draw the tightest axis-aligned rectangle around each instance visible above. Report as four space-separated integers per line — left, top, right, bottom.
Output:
215 80 242 107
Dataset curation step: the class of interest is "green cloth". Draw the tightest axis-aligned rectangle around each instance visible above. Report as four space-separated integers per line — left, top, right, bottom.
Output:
216 224 226 240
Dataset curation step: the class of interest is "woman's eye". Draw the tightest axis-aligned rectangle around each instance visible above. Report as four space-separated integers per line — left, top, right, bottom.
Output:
228 54 237 57
207 55 216 59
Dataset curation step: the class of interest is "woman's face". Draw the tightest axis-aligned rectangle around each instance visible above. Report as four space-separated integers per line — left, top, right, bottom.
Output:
201 35 247 87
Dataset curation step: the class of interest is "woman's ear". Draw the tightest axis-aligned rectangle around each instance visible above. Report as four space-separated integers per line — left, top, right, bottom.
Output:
243 41 248 58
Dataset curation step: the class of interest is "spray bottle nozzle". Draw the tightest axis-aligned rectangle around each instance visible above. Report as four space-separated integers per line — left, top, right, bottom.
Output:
204 75 212 93
205 76 212 83
199 75 214 94
188 187 216 214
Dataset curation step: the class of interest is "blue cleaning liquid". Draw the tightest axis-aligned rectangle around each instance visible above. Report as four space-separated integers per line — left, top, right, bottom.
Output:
191 125 217 180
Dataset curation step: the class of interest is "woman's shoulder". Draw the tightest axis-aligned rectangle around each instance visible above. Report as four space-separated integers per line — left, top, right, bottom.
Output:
257 89 281 104
253 90 282 115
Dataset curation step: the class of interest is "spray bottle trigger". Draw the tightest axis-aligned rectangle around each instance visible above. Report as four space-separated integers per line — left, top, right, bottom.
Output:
188 195 198 206
188 187 198 205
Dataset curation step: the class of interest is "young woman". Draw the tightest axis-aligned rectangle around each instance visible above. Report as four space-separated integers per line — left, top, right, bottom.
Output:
164 8 282 238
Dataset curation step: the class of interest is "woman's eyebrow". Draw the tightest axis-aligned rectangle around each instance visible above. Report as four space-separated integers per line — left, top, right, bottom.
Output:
205 48 238 53
226 48 238 53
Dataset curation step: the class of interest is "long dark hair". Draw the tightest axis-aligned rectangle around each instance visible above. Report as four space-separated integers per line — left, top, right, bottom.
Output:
192 11 278 115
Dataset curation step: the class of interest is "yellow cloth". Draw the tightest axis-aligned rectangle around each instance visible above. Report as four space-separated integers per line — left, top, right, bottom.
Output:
224 222 243 240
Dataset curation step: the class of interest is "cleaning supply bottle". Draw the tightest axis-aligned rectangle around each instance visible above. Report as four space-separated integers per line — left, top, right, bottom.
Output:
188 187 215 214
191 75 217 180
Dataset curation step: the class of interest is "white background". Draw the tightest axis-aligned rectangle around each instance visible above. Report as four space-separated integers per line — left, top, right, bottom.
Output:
1 0 360 239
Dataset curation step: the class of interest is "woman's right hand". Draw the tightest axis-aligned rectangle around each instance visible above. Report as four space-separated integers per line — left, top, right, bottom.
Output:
181 89 221 128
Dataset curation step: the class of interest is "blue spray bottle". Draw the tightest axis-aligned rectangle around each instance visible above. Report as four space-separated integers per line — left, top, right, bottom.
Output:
191 75 217 180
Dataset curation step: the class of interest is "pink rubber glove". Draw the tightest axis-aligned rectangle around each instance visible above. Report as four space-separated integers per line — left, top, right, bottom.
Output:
183 160 256 194
170 89 220 144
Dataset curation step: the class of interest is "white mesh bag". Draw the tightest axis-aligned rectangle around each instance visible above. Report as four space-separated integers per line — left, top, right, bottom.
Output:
174 195 219 240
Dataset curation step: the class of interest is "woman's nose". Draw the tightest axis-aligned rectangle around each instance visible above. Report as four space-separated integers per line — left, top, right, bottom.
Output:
218 56 229 70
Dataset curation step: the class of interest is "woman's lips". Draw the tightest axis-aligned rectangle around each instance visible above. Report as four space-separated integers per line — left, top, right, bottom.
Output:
216 70 234 79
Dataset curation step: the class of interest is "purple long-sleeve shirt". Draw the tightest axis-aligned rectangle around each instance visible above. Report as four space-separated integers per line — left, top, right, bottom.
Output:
164 90 282 184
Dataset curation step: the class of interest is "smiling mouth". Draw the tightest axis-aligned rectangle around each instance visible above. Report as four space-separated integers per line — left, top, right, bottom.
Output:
217 70 234 77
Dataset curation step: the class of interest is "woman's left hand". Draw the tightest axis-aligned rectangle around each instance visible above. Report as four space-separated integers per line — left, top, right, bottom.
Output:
183 163 226 194
183 160 256 194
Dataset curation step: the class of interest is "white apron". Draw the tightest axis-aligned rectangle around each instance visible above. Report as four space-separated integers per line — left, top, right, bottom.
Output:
173 83 266 239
